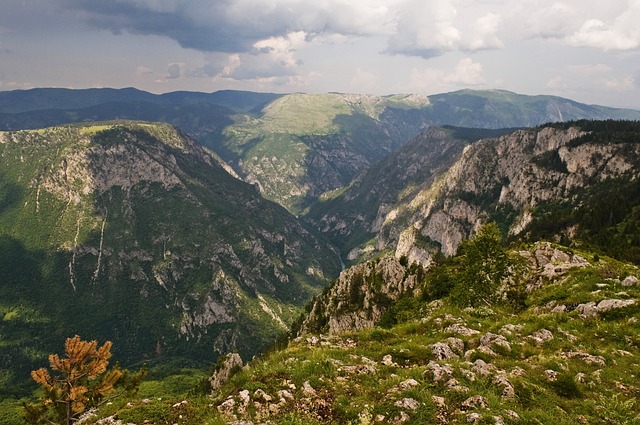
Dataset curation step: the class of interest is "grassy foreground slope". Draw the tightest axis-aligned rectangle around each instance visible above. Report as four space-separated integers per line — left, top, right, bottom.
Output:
53 241 640 425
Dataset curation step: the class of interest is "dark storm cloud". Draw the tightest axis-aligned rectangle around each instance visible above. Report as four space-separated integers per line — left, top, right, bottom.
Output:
56 0 254 52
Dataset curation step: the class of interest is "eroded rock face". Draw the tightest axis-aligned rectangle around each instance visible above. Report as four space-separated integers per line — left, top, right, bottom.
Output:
359 125 640 265
298 256 423 335
210 353 243 393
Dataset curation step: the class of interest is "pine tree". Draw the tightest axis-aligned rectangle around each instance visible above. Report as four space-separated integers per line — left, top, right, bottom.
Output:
25 335 145 425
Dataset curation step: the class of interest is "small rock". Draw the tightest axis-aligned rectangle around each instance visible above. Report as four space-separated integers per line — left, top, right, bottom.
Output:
480 332 511 352
492 374 515 398
576 302 597 317
446 337 465 355
238 390 250 406
445 323 480 336
392 411 410 424
254 389 272 402
621 275 639 287
395 398 420 411
477 345 498 358
563 351 606 366
466 412 482 423
446 378 469 393
499 324 523 336
381 354 395 366
302 381 317 397
425 361 454 383
399 378 420 390
596 299 636 312
510 366 526 377
431 342 460 360
504 410 520 421
575 372 586 383
544 370 558 381
493 416 505 425
432 395 446 408
461 395 488 411
472 359 496 377
528 328 554 345
277 389 293 400
551 305 567 313
459 367 476 382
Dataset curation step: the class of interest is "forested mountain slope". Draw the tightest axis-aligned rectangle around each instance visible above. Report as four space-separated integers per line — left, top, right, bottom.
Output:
0 121 341 397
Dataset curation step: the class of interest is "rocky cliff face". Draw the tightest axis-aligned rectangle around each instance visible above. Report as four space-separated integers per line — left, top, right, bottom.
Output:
298 256 424 335
324 121 640 266
0 122 341 374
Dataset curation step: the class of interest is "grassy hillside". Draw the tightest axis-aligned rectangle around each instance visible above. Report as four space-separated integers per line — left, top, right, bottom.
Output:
28 241 639 425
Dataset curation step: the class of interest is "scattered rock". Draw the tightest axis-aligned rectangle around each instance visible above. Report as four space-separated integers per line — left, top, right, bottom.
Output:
446 337 465 355
395 398 420 411
432 395 446 408
446 378 469 393
621 275 639 287
466 412 482 423
576 302 598 317
445 323 480 336
528 328 554 345
209 353 243 393
254 389 272 402
544 370 558 381
563 351 606 366
399 378 420 390
471 359 496 377
596 299 636 312
504 410 520 421
510 366 526 377
492 374 515 398
392 411 410 424
432 341 460 360
238 390 250 406
460 395 488 411
480 332 511 352
381 354 398 366
499 324 523 336
425 361 454 383
302 381 317 397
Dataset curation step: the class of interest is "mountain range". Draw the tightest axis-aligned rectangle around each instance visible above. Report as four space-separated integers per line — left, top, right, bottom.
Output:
1 87 640 423
2 88 639 214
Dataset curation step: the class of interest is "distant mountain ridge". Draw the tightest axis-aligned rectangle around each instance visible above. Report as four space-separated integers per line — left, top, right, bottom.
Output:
1 88 638 215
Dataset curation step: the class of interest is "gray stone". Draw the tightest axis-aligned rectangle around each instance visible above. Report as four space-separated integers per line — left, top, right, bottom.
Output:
432 341 459 360
209 353 243 393
621 275 639 287
596 299 636 312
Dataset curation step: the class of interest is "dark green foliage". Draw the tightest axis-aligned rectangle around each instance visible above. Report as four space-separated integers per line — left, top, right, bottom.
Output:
450 223 512 307
548 374 583 399
525 177 640 265
544 119 640 146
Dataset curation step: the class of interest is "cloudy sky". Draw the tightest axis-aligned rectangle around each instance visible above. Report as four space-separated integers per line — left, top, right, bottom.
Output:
1 0 639 108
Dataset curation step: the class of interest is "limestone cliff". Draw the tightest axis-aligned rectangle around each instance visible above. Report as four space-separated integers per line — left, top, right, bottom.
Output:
319 121 640 266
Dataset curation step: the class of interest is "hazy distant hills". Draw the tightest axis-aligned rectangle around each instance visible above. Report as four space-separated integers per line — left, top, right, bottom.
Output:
0 121 340 395
1 88 638 214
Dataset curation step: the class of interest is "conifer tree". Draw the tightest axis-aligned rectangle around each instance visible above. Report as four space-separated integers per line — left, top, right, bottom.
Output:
25 335 145 425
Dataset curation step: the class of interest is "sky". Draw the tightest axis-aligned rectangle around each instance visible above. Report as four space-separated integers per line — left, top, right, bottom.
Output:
1 0 639 109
